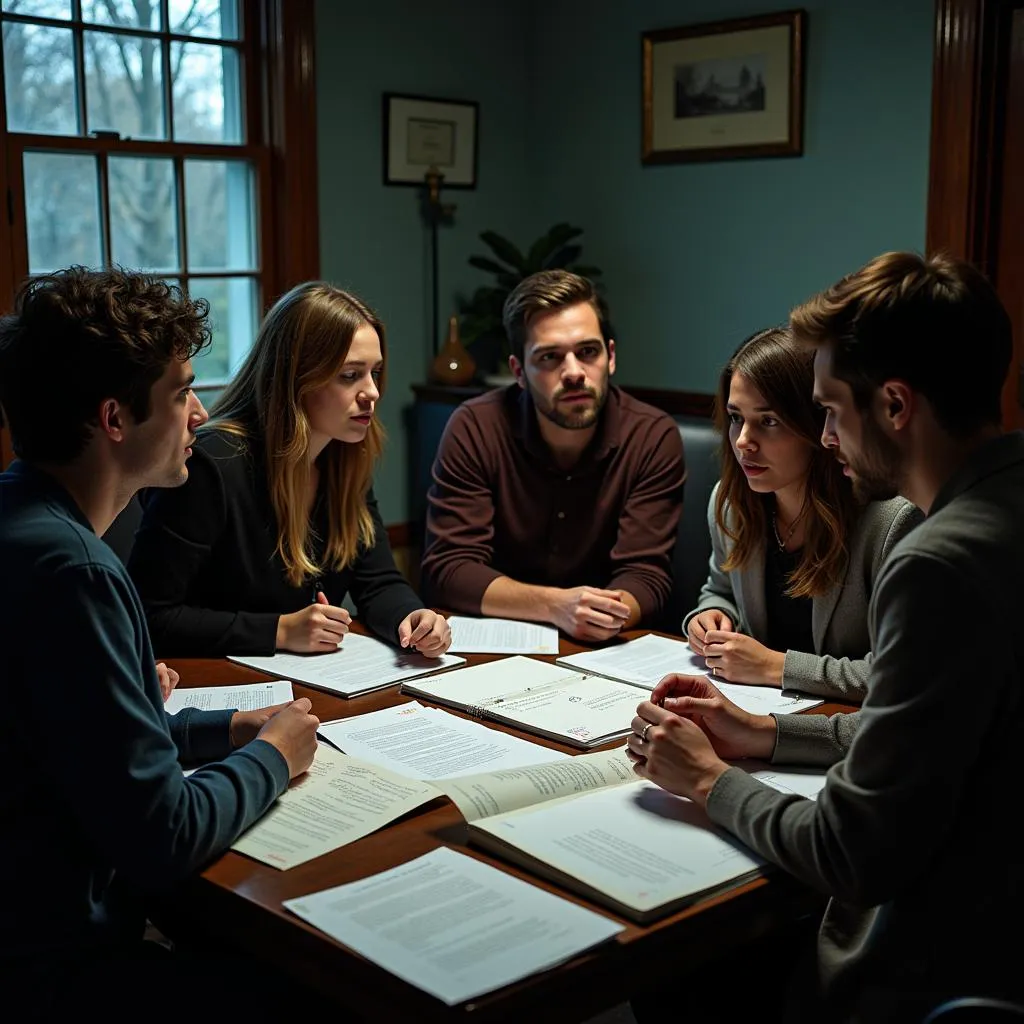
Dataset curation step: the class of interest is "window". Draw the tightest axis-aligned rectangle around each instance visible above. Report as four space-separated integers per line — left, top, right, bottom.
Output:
0 0 320 391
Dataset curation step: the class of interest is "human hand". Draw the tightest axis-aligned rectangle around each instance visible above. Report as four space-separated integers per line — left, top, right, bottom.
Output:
625 701 730 807
398 609 452 658
550 586 631 642
648 674 777 760
276 597 351 653
254 698 320 779
703 630 785 686
156 662 179 703
229 700 294 748
686 609 735 656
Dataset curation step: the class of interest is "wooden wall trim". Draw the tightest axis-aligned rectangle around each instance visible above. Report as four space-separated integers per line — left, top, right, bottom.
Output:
262 0 321 298
927 0 986 259
925 0 1010 268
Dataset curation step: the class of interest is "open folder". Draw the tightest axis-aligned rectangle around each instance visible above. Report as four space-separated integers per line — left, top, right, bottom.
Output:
401 657 645 748
440 750 827 923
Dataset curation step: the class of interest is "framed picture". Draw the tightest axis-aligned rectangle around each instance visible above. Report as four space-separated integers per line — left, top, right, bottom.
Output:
642 9 806 164
383 93 479 188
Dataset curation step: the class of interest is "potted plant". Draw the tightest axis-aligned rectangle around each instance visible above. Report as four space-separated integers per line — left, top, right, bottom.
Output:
457 223 603 383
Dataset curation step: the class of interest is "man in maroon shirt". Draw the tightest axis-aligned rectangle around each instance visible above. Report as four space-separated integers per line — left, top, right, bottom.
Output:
421 270 686 641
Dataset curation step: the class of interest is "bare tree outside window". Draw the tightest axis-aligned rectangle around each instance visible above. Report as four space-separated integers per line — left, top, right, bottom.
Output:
1 0 257 383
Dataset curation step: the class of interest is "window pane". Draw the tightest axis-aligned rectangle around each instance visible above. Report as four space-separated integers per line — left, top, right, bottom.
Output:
0 0 70 17
24 151 102 273
3 22 78 134
80 0 162 30
84 30 166 140
169 0 239 40
109 156 179 271
185 159 255 271
189 277 257 383
171 41 241 142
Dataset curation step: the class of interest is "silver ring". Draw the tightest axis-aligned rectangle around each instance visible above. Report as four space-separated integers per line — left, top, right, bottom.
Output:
640 722 652 742
711 665 717 676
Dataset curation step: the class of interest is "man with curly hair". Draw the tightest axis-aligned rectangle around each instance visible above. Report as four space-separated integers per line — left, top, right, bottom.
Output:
0 267 320 1018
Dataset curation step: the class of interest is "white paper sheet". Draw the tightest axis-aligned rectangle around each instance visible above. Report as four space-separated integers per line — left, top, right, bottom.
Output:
228 632 466 698
470 780 765 916
558 634 823 715
164 680 294 714
447 616 560 655
283 847 623 1005
440 749 635 823
318 702 570 779
232 742 439 869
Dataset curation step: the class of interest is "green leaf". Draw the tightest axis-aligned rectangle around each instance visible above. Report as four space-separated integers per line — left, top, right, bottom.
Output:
468 255 513 276
543 244 582 269
525 223 583 270
460 286 508 317
480 231 526 272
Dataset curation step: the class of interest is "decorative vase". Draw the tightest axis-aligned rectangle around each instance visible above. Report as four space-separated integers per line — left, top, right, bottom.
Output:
430 314 476 386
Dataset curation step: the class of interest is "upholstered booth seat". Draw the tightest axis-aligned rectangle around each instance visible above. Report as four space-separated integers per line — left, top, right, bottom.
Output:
657 416 720 635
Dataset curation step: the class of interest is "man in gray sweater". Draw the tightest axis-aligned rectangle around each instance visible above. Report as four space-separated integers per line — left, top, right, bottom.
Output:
628 251 1021 1023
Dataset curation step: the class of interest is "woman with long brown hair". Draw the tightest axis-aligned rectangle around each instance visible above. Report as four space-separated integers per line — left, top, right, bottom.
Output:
128 282 451 658
684 326 919 701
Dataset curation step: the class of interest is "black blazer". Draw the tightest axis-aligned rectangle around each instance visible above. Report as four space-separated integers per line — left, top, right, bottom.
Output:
128 426 423 657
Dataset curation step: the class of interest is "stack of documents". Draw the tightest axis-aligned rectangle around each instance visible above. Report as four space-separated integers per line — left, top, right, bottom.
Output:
446 615 559 655
165 680 293 714
451 752 827 922
228 632 466 698
231 742 439 870
318 701 569 779
557 634 824 714
402 641 820 750
402 657 645 748
283 847 624 1005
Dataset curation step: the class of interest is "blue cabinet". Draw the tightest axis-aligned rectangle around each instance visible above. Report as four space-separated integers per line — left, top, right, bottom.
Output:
406 384 490 536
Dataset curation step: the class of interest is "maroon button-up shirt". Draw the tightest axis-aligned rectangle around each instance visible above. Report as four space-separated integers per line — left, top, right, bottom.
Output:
421 385 686 623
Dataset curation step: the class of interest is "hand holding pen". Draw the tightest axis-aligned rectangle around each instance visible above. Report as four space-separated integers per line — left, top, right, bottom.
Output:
274 588 352 653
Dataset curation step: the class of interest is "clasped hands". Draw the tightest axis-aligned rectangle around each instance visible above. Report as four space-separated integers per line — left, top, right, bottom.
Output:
686 609 786 686
551 586 632 642
625 673 777 807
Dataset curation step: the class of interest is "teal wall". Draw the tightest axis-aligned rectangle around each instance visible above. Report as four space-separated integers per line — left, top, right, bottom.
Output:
315 0 935 524
530 0 935 390
314 0 535 523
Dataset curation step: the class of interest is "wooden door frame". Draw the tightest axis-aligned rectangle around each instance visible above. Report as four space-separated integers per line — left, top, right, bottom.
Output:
927 0 1022 425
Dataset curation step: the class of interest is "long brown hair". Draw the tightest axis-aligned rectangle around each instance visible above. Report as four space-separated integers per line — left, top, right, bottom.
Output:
714 326 858 598
209 282 386 586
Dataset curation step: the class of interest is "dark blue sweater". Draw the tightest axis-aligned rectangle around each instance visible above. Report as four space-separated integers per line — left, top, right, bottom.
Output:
0 461 289 963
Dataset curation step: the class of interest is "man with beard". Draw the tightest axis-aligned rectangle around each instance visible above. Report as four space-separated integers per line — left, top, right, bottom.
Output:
421 270 685 641
627 251 1022 1023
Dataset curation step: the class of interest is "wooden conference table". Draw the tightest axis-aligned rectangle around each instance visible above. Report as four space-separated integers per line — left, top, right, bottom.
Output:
165 628 848 1023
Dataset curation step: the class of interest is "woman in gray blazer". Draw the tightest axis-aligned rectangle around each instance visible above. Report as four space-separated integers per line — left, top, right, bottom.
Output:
684 327 920 702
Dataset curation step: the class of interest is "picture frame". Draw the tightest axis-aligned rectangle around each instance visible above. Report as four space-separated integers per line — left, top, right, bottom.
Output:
383 92 479 188
642 9 806 165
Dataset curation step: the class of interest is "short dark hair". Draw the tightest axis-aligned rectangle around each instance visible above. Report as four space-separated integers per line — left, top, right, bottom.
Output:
790 251 1012 438
502 269 611 362
0 266 211 463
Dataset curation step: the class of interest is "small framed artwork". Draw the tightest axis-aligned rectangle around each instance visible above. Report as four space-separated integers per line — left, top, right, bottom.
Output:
642 9 806 164
383 93 479 188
